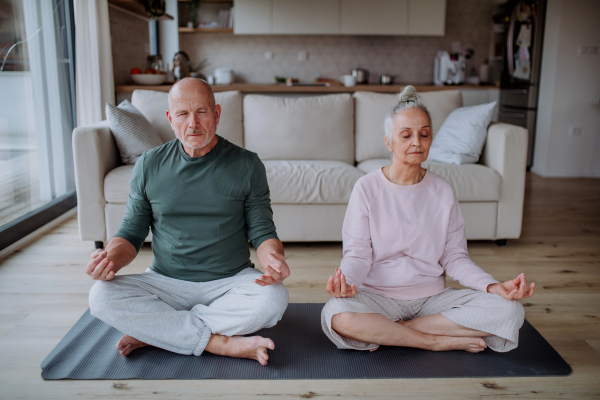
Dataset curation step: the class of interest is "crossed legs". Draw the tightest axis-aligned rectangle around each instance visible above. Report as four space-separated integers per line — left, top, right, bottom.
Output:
89 267 288 364
323 288 524 353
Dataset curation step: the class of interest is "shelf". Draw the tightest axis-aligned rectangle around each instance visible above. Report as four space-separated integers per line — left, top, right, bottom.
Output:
108 0 174 21
178 0 232 2
179 27 233 33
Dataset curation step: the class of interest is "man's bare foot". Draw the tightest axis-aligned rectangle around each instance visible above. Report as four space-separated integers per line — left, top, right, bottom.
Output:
431 336 487 353
116 335 148 356
209 335 275 366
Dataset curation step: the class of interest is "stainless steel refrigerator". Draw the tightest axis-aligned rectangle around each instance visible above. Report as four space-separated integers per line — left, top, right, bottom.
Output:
496 0 546 168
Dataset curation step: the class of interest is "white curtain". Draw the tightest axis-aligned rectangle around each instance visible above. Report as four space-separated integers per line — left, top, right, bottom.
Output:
74 0 114 126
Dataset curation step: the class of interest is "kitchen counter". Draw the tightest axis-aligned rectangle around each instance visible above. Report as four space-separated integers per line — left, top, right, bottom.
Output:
114 83 498 93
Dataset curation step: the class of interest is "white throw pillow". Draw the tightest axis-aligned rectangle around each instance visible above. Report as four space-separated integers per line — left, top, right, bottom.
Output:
428 101 497 165
106 100 164 165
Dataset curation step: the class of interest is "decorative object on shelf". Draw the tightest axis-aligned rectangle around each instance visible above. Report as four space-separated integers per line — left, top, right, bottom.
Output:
140 0 166 19
187 0 201 28
215 68 234 85
172 51 191 81
189 58 209 81
146 55 165 73
340 75 356 87
131 74 167 85
351 68 369 84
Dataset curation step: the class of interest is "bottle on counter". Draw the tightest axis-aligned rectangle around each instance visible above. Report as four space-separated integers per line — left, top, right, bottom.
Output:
479 58 490 84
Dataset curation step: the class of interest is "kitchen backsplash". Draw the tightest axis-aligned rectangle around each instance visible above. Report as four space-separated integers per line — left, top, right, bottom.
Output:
109 7 150 86
180 0 494 84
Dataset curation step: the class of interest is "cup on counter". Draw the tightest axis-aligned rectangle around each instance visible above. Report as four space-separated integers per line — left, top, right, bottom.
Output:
340 74 356 87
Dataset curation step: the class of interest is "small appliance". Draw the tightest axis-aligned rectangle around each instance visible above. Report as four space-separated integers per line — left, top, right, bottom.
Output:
433 51 466 86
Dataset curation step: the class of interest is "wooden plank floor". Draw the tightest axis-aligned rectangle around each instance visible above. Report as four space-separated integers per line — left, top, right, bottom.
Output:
0 173 599 399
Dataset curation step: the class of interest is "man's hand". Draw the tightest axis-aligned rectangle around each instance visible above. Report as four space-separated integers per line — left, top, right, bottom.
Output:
254 253 290 286
85 249 117 281
326 268 357 298
487 273 535 300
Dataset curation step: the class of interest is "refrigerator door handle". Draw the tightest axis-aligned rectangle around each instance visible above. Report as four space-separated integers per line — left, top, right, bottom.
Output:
507 6 518 77
503 89 528 94
499 111 526 118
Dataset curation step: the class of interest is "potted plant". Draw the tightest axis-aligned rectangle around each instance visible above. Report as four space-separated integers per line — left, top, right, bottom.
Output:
187 0 201 28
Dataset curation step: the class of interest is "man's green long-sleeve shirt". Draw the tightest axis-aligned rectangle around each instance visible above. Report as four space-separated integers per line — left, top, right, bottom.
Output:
114 136 279 282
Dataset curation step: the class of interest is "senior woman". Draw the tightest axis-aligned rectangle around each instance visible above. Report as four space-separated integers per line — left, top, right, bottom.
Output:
321 86 535 353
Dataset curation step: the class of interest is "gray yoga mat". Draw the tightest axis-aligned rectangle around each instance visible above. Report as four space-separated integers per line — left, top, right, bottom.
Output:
41 303 571 380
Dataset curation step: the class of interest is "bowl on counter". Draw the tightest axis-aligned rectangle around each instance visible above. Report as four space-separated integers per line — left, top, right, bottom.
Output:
131 74 166 85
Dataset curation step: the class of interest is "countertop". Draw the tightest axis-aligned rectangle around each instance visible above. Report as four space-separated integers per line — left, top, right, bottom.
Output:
114 83 499 93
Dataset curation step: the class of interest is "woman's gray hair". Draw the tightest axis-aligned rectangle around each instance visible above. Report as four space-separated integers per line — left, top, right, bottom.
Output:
383 85 432 144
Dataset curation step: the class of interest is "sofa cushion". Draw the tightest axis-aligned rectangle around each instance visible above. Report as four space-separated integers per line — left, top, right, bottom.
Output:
353 90 463 162
264 160 364 204
131 89 244 148
104 165 134 203
356 159 501 202
244 94 354 164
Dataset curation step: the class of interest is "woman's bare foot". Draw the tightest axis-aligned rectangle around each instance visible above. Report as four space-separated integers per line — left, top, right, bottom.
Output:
208 335 275 365
431 336 487 353
116 335 148 356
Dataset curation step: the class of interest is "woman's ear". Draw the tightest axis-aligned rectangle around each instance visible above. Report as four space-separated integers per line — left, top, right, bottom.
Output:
384 135 393 152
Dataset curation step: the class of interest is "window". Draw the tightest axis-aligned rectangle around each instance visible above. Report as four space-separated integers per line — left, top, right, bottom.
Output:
0 0 76 250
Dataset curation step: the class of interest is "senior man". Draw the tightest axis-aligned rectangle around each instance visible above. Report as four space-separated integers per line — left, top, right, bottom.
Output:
86 78 289 366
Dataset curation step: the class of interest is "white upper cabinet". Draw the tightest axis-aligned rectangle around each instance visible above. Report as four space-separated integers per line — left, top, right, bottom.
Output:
340 0 408 35
408 0 446 36
234 0 272 34
232 0 446 36
272 0 339 34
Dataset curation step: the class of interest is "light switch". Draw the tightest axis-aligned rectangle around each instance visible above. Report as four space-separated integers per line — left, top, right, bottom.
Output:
264 51 273 60
298 51 307 62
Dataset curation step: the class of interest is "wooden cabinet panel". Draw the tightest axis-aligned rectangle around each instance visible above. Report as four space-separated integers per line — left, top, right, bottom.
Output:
408 0 446 36
234 0 272 34
272 0 339 34
340 0 408 35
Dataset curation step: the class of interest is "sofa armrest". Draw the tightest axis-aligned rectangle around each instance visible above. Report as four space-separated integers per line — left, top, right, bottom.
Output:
481 122 528 239
72 120 121 242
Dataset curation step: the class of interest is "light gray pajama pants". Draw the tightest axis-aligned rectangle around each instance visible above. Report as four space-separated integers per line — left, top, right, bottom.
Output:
322 287 525 352
89 267 289 356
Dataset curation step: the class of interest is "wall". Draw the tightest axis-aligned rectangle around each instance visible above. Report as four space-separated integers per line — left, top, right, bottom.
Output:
179 0 494 84
108 7 150 85
532 0 600 177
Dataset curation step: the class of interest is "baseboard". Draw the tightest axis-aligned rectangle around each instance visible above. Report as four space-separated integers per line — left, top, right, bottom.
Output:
0 207 77 260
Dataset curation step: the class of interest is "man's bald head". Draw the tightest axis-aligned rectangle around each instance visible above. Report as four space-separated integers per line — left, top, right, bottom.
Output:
168 77 216 111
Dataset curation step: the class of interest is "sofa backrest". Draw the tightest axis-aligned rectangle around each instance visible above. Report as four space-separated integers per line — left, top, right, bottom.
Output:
353 90 463 162
131 89 244 147
243 94 354 164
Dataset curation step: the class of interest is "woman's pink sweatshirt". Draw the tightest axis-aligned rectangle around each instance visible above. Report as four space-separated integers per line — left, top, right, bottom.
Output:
340 168 499 300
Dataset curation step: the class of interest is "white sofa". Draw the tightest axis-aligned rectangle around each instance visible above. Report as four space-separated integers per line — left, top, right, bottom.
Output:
73 89 528 247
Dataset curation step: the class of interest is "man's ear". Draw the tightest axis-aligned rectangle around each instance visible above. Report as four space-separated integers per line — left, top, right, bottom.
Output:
166 110 173 127
214 104 222 125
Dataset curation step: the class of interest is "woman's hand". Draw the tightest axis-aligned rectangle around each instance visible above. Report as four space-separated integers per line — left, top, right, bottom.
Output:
487 273 535 300
326 268 357 298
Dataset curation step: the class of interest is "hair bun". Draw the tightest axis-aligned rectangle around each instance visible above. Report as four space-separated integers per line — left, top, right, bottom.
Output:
398 85 419 104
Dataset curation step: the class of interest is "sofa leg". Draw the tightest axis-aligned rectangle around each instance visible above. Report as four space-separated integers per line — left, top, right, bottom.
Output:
94 241 104 249
496 239 507 247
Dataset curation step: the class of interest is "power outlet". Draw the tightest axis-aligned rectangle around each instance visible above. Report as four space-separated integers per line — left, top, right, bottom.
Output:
298 51 307 62
569 126 582 136
264 51 273 60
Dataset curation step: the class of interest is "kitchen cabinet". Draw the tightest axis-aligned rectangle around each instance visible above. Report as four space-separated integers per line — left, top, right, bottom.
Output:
408 0 446 36
234 0 272 34
340 0 408 35
272 0 339 34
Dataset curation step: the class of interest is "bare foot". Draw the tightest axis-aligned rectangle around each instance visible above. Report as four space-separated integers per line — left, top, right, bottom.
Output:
211 335 275 366
431 336 487 353
116 335 148 356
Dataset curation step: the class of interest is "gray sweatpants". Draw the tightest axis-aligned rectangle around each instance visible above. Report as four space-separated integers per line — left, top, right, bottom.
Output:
322 287 525 352
89 267 289 356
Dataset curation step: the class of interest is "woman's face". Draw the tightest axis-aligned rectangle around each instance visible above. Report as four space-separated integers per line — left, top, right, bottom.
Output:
384 108 432 166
